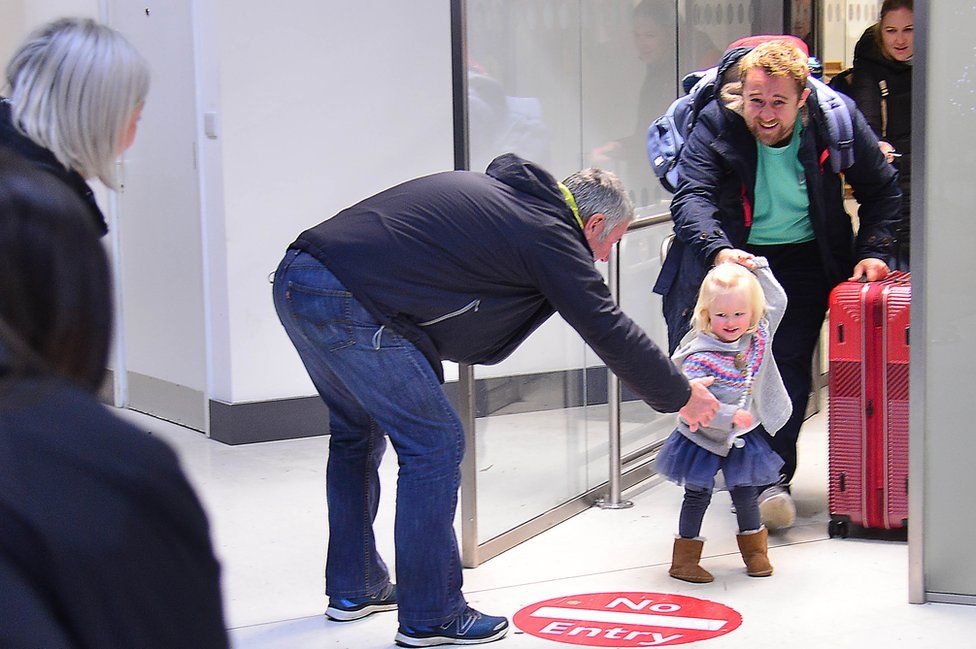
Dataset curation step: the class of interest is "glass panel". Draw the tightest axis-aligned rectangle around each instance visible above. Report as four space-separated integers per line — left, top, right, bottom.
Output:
467 0 594 545
679 0 785 74
616 221 680 457
472 317 599 543
467 0 582 177
787 0 816 54
463 1 693 546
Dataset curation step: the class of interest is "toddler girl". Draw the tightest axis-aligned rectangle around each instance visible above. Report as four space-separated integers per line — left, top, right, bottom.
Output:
656 258 791 582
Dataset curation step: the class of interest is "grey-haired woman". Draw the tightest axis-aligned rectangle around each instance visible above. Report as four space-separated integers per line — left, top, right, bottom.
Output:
0 17 149 236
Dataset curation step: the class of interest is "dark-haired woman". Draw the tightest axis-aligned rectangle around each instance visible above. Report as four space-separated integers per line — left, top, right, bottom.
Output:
0 150 227 648
831 0 913 269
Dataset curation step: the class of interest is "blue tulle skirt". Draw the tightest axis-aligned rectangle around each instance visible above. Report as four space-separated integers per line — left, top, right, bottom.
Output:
655 429 784 492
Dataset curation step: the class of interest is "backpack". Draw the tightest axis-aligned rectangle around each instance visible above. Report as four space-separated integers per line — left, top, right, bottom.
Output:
646 35 855 193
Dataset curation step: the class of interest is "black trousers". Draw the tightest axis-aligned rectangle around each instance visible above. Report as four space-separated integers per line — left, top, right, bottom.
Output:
745 240 833 485
679 485 761 537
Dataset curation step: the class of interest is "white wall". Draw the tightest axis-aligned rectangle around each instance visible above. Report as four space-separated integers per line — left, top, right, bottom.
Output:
3 1 454 408
0 4 27 70
202 0 454 402
0 1 100 65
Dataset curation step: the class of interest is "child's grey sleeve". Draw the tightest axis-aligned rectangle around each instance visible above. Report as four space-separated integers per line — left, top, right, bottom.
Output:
752 256 788 334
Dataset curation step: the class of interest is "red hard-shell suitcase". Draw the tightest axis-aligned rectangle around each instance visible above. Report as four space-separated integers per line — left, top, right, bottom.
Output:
827 272 910 538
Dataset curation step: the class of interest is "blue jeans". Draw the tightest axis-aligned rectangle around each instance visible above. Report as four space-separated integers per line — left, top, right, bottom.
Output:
272 249 466 626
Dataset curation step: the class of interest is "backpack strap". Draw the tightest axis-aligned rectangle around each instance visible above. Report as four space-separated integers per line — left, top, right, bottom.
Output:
809 76 855 173
646 68 718 193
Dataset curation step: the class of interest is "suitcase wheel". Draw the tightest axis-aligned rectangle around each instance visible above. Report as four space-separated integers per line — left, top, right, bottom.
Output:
828 520 850 539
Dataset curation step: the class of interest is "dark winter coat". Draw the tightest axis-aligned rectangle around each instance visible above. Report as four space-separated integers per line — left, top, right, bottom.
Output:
654 80 901 351
830 25 912 241
0 378 228 649
291 154 691 413
0 99 107 236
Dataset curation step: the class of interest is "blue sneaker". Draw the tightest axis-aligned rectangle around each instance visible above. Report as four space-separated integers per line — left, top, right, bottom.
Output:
395 606 509 646
325 583 397 621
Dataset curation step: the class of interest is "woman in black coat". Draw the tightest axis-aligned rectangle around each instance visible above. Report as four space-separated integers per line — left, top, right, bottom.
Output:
0 150 228 649
831 0 913 269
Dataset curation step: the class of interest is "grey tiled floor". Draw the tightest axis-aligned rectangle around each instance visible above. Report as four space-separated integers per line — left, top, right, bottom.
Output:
119 393 976 648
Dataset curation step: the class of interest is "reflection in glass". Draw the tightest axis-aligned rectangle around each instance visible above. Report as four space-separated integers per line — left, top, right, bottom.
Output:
584 1 678 213
679 0 784 74
787 0 815 54
467 0 580 177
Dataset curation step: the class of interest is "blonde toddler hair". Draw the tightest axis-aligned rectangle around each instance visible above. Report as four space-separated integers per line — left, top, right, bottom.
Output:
691 262 767 338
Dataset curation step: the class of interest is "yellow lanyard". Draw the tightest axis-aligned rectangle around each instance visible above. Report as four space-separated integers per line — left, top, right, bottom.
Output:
557 182 585 231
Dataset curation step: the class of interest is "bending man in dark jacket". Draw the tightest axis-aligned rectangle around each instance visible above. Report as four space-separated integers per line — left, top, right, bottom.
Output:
272 153 719 647
654 40 900 531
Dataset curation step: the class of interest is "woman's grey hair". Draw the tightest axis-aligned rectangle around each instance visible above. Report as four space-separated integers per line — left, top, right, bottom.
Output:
562 168 635 237
5 17 150 188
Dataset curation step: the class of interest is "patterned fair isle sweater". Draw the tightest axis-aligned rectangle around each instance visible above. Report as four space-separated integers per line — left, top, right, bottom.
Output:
671 259 792 457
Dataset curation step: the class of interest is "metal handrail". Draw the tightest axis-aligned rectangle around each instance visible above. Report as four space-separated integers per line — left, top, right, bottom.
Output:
627 210 672 231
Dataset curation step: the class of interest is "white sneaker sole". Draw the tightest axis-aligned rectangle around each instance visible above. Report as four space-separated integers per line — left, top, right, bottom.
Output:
325 601 397 622
760 493 796 530
394 625 508 647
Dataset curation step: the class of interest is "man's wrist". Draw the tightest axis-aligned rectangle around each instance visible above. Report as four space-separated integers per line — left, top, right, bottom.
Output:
710 247 732 266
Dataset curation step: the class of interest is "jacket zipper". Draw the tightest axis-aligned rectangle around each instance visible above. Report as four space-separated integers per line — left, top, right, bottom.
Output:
879 79 889 139
418 299 481 326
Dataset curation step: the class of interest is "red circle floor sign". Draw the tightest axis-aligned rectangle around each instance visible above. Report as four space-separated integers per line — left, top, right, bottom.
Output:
513 592 742 647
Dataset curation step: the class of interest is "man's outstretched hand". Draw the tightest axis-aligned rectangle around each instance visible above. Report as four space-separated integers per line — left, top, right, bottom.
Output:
680 376 720 432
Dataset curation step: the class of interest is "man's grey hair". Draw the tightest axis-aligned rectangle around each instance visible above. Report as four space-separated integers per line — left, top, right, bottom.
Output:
562 168 635 238
5 17 150 188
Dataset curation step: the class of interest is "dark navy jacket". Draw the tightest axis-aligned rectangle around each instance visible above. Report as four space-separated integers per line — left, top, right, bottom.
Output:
0 378 228 649
654 85 901 351
292 154 690 413
0 99 107 237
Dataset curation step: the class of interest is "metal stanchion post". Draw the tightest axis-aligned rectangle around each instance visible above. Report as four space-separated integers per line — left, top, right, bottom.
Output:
598 241 633 509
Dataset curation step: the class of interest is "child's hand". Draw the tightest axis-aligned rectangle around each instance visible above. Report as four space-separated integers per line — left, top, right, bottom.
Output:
732 409 753 429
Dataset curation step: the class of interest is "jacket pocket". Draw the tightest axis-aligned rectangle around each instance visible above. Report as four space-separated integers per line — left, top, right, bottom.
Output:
418 299 481 327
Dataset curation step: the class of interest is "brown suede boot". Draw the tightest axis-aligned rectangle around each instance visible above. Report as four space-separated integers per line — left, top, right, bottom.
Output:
736 527 773 577
668 537 714 583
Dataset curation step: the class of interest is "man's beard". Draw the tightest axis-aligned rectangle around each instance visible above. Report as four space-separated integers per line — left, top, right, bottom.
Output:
748 120 794 147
